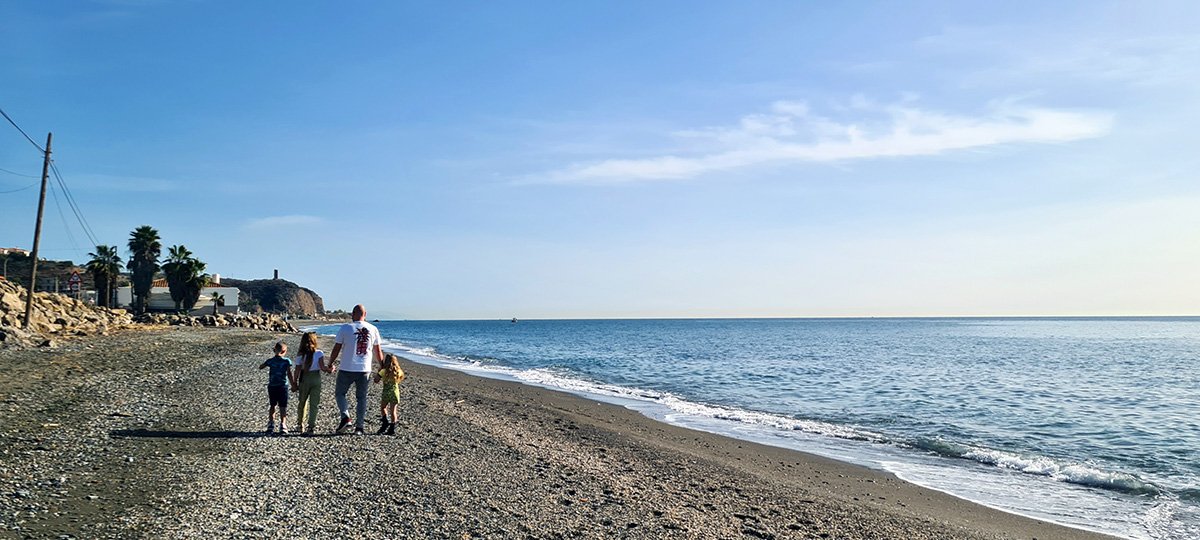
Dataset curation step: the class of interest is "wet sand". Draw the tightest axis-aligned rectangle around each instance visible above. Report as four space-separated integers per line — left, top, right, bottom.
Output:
0 326 1117 539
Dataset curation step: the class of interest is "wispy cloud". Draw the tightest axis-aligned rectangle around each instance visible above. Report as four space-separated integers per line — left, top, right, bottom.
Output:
535 99 1112 184
244 215 324 229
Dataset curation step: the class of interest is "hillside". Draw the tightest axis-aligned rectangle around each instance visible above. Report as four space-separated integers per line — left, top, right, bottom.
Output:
221 277 324 316
1 253 108 291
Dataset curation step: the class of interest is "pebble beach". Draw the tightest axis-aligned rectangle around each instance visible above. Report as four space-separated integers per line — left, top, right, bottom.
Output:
0 326 1118 539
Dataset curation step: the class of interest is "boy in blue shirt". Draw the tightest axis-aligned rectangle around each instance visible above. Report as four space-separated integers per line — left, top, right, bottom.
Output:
259 341 296 435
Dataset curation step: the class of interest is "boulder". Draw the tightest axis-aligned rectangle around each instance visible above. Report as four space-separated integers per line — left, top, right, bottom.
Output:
0 279 136 350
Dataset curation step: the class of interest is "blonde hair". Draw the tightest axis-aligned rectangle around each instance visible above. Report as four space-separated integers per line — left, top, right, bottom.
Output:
381 353 404 382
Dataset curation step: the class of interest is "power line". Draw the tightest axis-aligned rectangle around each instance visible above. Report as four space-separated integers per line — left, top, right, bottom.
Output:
0 106 45 153
0 181 38 194
0 166 39 178
0 107 100 252
47 178 80 253
49 161 99 247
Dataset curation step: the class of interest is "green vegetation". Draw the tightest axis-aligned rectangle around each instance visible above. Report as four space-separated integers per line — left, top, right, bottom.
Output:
162 245 191 311
182 257 209 311
85 245 122 308
128 230 211 313
1 253 93 292
162 245 210 312
210 291 224 315
5 226 211 314
126 225 162 314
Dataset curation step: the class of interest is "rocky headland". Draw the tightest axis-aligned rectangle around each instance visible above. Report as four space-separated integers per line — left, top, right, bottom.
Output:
221 277 324 316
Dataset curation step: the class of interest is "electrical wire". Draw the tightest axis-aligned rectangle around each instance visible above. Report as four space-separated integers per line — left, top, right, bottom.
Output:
47 178 80 253
0 106 45 153
0 181 38 194
49 161 99 247
0 106 95 257
0 166 38 178
1 105 98 250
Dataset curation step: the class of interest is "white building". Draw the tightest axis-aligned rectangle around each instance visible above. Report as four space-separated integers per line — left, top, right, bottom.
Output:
116 274 239 314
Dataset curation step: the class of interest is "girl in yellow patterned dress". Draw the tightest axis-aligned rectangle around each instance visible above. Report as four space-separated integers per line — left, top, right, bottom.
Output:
374 353 405 435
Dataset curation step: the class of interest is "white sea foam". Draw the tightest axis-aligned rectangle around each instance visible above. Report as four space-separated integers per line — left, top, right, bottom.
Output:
1142 498 1200 540
316 330 1168 538
381 338 887 443
356 333 1163 498
951 447 1158 495
382 335 1154 489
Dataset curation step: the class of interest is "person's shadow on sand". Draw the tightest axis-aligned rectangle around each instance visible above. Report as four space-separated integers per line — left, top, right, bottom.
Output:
111 428 334 439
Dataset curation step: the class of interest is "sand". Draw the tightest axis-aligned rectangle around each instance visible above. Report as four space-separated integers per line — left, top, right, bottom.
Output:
0 326 1118 539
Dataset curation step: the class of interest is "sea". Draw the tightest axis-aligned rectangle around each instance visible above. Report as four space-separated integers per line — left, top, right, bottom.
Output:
310 317 1200 539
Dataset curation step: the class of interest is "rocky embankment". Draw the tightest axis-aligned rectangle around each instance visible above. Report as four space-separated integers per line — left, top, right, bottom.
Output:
135 313 296 333
0 279 297 350
0 279 134 349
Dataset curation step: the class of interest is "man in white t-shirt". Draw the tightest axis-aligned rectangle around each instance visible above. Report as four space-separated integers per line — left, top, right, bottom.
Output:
328 304 383 435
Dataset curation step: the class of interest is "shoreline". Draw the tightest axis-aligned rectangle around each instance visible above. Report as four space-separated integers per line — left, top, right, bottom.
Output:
295 321 1137 540
0 326 1117 538
396 349 1118 540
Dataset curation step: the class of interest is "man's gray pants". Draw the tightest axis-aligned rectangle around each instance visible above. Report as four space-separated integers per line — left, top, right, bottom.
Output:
334 371 370 430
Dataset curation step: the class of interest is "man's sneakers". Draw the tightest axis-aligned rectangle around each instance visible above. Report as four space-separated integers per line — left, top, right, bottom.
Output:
336 415 353 434
353 429 365 436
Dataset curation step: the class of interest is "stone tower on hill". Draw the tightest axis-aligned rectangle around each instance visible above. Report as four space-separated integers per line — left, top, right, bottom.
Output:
220 277 324 316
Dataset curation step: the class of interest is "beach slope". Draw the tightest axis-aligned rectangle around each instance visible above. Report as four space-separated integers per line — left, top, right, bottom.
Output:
0 327 1116 539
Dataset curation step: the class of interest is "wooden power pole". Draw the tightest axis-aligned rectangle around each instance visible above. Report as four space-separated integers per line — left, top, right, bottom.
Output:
22 132 52 329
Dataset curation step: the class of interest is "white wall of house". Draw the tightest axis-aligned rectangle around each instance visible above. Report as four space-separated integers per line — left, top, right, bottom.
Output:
115 285 240 313
115 286 133 307
193 286 240 313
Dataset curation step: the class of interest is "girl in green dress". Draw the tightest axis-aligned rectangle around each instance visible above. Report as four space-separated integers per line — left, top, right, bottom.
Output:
374 353 405 435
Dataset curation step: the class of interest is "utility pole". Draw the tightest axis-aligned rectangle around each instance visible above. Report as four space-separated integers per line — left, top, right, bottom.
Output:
22 132 51 329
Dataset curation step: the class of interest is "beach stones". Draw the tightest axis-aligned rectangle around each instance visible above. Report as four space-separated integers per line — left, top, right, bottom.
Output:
0 280 134 349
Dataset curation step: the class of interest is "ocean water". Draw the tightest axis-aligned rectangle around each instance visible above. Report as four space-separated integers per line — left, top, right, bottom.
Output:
312 317 1200 539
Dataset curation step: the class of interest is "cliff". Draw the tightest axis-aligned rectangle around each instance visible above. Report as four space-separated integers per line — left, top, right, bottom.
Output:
221 277 324 316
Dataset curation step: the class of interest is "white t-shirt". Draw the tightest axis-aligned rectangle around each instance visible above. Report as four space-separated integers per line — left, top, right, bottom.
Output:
292 350 325 372
334 321 382 373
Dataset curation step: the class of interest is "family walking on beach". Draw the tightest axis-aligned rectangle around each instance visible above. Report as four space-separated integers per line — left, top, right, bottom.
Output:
258 304 405 436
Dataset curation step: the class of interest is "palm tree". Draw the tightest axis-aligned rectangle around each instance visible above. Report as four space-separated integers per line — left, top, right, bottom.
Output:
161 244 193 312
126 226 161 314
182 258 209 311
85 245 122 308
211 292 225 316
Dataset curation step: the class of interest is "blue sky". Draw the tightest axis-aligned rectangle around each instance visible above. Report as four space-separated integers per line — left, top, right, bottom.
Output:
2 1 1199 318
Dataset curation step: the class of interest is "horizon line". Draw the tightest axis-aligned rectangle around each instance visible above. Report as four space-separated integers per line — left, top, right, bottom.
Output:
315 314 1200 322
